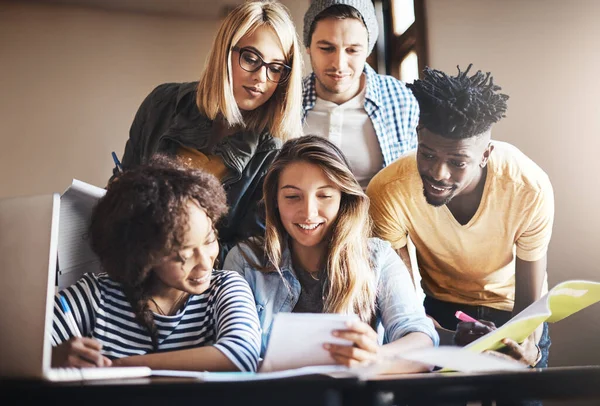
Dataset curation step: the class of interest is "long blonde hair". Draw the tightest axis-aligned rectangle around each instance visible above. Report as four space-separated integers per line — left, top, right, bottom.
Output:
197 0 303 141
256 135 376 322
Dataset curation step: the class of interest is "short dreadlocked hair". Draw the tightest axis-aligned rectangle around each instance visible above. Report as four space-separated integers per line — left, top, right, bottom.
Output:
407 64 509 139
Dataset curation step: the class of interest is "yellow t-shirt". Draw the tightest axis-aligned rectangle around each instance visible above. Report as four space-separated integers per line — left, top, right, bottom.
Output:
366 141 554 311
176 145 232 181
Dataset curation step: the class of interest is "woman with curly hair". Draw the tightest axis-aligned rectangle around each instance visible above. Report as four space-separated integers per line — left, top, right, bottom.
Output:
224 136 438 373
51 157 261 372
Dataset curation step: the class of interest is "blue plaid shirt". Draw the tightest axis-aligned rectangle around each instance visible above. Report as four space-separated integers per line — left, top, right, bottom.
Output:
302 64 419 167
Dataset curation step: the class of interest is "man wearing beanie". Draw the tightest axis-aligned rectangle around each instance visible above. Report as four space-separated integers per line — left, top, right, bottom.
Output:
302 0 419 189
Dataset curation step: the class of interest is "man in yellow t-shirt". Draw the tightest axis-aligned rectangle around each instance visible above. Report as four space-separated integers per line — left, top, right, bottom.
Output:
367 65 554 369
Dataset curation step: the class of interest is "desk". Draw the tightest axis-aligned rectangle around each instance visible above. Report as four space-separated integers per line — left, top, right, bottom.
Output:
2 366 600 406
363 366 600 406
0 375 361 406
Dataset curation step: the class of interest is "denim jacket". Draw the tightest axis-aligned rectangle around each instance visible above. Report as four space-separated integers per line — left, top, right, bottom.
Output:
223 237 439 356
115 82 281 262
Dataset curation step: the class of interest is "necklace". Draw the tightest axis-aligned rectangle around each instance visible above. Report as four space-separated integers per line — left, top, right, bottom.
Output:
290 249 322 281
150 292 188 316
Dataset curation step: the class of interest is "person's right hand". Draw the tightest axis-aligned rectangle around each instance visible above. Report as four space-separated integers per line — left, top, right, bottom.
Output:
51 337 112 368
453 320 496 346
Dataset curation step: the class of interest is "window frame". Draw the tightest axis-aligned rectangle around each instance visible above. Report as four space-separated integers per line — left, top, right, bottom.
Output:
373 0 428 80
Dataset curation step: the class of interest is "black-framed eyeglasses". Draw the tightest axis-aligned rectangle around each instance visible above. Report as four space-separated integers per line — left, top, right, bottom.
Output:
232 46 291 84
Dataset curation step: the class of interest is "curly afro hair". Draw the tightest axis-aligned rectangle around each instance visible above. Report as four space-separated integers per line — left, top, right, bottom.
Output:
407 64 509 139
89 155 228 348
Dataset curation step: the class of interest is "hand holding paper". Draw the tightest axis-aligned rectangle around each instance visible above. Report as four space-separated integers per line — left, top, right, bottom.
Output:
485 333 541 367
260 313 359 372
325 320 380 367
463 280 600 354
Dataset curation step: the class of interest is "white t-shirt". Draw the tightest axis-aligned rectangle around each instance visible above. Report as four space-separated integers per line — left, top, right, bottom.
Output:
303 83 383 189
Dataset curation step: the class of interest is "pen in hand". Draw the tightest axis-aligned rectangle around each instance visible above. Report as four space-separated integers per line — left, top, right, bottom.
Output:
59 295 82 338
455 310 479 324
454 310 495 346
111 151 123 174
56 296 111 368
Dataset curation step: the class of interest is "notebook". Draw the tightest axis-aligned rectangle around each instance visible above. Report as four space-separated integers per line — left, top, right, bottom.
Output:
57 179 105 289
0 193 151 381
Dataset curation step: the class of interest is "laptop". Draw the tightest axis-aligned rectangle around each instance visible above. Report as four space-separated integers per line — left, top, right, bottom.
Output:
0 193 151 381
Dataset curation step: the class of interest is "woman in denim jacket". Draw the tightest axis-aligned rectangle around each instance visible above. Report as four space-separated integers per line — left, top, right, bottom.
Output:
224 136 439 373
114 1 303 262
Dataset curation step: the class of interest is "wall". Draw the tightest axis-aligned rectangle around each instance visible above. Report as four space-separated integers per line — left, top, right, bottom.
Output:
0 0 308 197
425 0 600 366
0 2 219 195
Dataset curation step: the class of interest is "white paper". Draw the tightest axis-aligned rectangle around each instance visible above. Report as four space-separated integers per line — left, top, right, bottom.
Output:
68 179 107 200
47 366 151 381
57 179 106 289
395 346 526 373
260 313 359 372
152 365 356 382
152 346 524 381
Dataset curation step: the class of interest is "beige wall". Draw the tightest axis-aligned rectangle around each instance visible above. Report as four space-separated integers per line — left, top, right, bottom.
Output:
0 2 220 196
426 0 600 366
0 0 308 197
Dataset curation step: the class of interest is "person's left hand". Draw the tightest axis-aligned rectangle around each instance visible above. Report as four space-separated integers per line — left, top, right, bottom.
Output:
484 332 541 367
324 320 379 367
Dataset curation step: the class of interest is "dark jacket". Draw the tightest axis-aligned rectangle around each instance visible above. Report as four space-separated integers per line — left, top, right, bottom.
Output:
115 82 281 264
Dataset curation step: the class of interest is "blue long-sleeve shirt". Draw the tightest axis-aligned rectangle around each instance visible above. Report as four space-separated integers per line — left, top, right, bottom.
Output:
52 270 262 372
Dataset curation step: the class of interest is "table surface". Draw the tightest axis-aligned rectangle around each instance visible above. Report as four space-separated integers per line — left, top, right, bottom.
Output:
2 365 600 406
365 365 600 405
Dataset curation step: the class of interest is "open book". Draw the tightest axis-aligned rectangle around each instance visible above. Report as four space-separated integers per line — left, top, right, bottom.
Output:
57 179 106 289
464 279 600 354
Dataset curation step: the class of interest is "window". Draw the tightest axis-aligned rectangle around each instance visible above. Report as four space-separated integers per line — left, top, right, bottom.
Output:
373 0 428 82
400 49 419 84
392 0 415 36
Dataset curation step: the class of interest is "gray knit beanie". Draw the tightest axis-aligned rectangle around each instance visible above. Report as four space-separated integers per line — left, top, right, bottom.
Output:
303 0 379 54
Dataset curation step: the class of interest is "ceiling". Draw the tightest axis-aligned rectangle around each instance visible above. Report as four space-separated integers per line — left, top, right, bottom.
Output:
20 0 246 20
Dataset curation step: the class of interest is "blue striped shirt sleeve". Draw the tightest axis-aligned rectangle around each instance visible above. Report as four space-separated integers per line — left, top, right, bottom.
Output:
212 272 261 372
51 273 100 345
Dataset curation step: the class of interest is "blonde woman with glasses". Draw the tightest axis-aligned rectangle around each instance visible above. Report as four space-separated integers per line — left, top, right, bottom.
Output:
113 1 303 262
224 135 439 373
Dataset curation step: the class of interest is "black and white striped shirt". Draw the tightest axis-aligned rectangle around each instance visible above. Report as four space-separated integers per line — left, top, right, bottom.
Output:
52 270 261 372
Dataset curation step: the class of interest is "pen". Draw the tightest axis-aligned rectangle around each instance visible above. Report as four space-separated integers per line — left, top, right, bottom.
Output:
111 151 123 173
455 310 479 324
59 295 82 338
